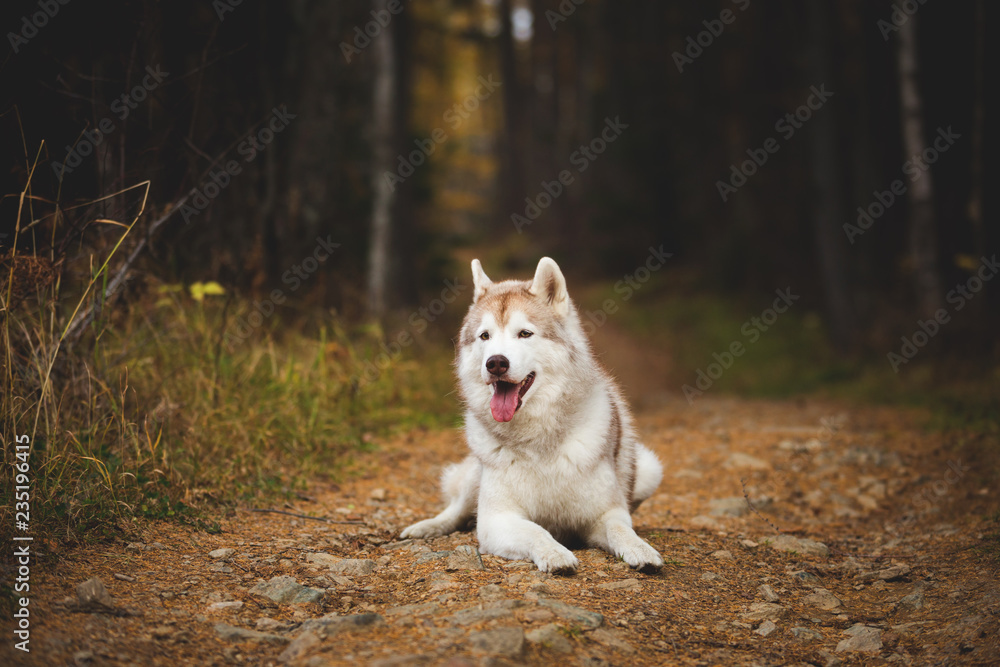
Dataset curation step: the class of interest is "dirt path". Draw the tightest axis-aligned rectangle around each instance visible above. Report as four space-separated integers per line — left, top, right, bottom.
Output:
5 398 999 666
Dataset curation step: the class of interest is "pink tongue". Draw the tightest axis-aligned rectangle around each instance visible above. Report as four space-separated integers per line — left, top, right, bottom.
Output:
490 382 519 422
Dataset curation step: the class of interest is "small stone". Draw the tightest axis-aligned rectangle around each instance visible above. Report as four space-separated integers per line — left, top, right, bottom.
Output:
701 572 723 582
249 575 325 605
299 613 384 636
479 584 504 601
446 545 485 571
73 650 94 666
278 630 319 663
791 626 823 641
209 548 236 560
448 607 513 626
766 535 830 557
523 608 555 623
877 564 911 581
206 601 244 613
370 487 388 501
726 452 771 471
896 590 924 612
537 599 603 629
712 550 734 560
819 650 844 667
597 578 641 591
256 618 296 632
330 559 378 576
790 570 822 585
741 539 759 549
836 624 883 653
416 550 451 564
214 623 288 644
525 623 572 653
803 588 843 611
76 577 114 609
151 626 173 639
741 603 787 622
113 573 136 582
757 584 779 602
754 620 777 637
590 627 636 654
468 627 525 657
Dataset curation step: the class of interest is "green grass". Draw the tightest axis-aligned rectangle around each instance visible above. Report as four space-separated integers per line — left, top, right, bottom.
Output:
1 282 457 546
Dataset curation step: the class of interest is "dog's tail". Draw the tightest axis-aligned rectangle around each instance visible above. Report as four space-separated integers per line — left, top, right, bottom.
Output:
631 445 663 512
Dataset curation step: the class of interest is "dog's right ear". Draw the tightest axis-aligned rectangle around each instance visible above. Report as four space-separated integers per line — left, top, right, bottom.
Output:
471 259 492 302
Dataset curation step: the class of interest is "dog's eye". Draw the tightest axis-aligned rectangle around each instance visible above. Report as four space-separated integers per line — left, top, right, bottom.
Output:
518 330 533 338
479 331 490 341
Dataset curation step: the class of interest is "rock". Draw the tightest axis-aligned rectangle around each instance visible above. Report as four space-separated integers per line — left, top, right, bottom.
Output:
803 588 843 611
877 564 911 581
206 601 244 613
331 558 377 576
278 630 319 663
214 623 288 644
688 515 724 531
256 618 296 632
249 576 325 604
525 623 572 653
758 584 780 602
304 552 340 568
76 577 114 609
416 550 451 564
208 564 233 574
712 549 734 560
836 624 883 653
151 626 173 639
113 573 135 582
448 607 513 626
741 603 787 622
754 620 777 637
597 578 641 591
709 497 752 517
740 539 759 549
523 608 555 623
370 487 388 501
209 548 235 560
73 650 94 666
479 584 505 601
701 572 723 582
537 599 604 629
790 626 823 641
895 590 924 612
819 650 844 667
591 627 635 654
790 570 822 585
446 545 485 571
766 535 830 557
385 602 440 617
726 452 771 471
468 627 525 657
299 613 384 637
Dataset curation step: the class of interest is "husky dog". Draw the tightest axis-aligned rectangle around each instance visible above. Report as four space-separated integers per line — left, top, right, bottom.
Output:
401 258 663 573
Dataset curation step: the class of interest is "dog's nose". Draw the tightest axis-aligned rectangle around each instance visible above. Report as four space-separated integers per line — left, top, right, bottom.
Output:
485 355 509 376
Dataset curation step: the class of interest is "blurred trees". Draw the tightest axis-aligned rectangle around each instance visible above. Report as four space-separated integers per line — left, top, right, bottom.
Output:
1 0 993 355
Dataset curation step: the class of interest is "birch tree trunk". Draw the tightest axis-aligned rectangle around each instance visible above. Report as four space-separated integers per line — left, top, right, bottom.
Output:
367 0 396 319
897 14 944 318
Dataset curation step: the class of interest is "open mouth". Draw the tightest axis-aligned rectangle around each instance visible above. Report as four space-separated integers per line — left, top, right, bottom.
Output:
489 372 536 422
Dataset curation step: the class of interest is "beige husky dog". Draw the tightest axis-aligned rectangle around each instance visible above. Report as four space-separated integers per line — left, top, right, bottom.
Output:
401 258 663 572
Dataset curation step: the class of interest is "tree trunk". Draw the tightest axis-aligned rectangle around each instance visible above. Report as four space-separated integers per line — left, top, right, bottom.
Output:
497 0 525 228
807 0 856 351
366 0 396 320
897 13 944 318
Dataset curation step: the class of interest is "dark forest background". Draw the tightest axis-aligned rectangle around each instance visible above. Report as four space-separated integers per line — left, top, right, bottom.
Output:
2 0 993 352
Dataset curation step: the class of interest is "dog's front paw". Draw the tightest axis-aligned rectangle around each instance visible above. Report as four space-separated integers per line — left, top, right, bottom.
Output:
617 540 664 571
401 518 453 539
533 544 579 574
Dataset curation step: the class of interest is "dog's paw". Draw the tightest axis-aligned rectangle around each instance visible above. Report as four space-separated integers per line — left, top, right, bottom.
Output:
533 544 579 574
617 541 664 571
401 519 452 539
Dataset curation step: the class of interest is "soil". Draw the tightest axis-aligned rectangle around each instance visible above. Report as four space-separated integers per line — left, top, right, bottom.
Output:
4 397 1000 667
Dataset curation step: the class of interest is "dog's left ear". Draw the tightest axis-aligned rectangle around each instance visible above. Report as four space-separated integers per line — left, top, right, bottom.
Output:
471 259 492 303
529 257 569 316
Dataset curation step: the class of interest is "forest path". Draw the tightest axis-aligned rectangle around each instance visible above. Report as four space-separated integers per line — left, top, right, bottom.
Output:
8 398 1000 666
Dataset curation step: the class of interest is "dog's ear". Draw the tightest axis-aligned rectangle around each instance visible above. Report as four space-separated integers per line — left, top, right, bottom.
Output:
471 259 492 302
529 257 569 316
